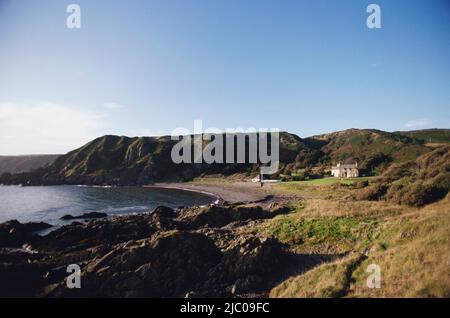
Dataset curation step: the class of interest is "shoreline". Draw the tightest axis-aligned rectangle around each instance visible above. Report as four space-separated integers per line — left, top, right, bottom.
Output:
0 181 288 226
0 184 223 227
148 180 289 207
145 184 223 205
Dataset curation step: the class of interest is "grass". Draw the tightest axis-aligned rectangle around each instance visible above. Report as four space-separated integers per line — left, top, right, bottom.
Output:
282 177 375 186
270 253 365 298
193 175 449 297
348 197 450 297
259 202 379 254
267 194 450 298
273 177 377 198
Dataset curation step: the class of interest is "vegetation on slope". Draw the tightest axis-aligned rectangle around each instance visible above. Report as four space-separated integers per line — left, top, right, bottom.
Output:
393 128 450 144
264 178 450 298
268 196 450 298
1 128 441 186
305 129 429 174
356 146 450 206
0 155 59 174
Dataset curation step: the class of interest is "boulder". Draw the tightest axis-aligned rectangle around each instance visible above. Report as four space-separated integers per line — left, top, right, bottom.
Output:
60 212 107 220
0 220 52 247
146 206 178 231
36 215 156 252
44 231 222 297
178 204 269 229
196 236 287 296
0 261 47 297
149 206 176 218
0 204 290 297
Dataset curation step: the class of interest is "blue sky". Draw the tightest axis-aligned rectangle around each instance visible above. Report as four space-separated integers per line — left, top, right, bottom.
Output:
0 0 449 154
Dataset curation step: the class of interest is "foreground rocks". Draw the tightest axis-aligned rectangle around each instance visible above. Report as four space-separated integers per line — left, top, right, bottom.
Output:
0 220 52 248
0 203 291 297
60 212 107 220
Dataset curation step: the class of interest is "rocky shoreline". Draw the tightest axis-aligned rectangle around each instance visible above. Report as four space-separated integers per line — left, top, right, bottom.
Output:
0 202 313 298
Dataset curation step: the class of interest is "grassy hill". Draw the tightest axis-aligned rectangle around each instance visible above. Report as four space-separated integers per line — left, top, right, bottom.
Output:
264 183 450 297
0 129 439 185
257 147 450 297
304 129 429 173
0 133 314 185
0 155 59 175
393 128 450 144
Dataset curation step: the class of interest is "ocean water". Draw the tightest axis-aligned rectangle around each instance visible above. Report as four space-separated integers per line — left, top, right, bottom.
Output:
0 185 215 226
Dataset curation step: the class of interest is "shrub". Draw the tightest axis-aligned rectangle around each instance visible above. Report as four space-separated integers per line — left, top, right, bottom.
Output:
361 152 391 172
399 183 440 207
385 182 406 202
416 146 450 179
355 180 369 188
355 184 388 201
381 161 416 180
280 175 293 182
390 174 449 207
430 172 450 193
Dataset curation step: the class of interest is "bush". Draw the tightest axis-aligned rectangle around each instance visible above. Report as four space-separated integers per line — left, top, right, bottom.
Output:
355 148 450 207
430 172 450 192
280 175 292 182
388 173 450 207
356 184 388 201
416 146 450 179
361 152 391 172
355 180 369 188
381 161 416 180
399 183 444 207
385 182 406 202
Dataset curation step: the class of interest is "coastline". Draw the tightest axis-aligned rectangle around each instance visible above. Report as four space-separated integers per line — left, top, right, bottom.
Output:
145 184 223 205
0 184 219 226
148 179 291 207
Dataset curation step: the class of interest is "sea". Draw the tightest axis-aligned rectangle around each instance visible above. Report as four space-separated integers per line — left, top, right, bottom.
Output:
0 185 215 227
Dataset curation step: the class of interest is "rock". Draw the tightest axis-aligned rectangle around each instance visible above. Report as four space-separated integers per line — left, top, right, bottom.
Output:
44 231 222 297
0 220 52 247
149 206 176 218
0 261 47 297
196 236 287 296
147 206 178 231
178 204 269 229
21 222 53 233
268 202 292 215
35 214 157 252
0 204 290 297
60 212 108 220
231 275 263 295
115 276 143 292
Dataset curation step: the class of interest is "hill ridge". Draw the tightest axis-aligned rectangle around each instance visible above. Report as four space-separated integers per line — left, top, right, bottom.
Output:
1 128 447 186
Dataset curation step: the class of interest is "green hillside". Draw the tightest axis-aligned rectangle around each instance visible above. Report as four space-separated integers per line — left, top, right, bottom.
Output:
302 129 429 173
393 129 450 144
0 129 437 186
0 155 60 175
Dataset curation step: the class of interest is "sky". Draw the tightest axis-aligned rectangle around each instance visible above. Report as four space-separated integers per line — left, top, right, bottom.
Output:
0 0 449 155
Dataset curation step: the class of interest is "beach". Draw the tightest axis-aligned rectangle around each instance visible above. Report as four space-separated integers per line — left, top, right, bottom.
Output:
149 179 296 207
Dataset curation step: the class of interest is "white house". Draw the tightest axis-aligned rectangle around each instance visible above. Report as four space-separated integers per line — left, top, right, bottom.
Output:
331 162 359 178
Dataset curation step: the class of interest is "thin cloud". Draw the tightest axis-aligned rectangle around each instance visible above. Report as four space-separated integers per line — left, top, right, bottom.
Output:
404 118 433 129
370 62 383 68
103 102 125 110
0 101 105 155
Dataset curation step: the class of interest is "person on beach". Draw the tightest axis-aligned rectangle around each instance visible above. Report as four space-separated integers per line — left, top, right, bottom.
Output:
260 171 264 188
